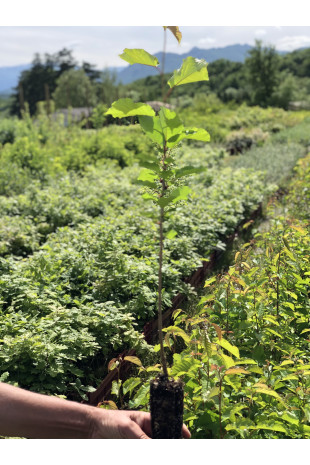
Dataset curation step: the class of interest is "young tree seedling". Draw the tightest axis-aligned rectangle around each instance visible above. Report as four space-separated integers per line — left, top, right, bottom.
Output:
105 26 210 438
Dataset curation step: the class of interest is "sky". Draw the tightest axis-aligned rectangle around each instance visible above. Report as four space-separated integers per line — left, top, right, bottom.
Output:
1 26 310 69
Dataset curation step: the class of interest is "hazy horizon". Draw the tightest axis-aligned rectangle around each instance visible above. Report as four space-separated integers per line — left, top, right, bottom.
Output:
1 26 310 69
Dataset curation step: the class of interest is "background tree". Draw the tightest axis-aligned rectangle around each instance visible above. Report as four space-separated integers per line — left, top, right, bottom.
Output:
97 69 122 107
245 40 280 107
53 69 97 109
10 49 77 116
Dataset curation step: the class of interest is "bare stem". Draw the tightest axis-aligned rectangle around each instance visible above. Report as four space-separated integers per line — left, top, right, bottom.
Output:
157 144 168 377
158 205 168 376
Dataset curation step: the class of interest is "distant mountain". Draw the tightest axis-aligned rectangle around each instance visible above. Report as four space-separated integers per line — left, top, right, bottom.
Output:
0 64 30 94
0 44 294 93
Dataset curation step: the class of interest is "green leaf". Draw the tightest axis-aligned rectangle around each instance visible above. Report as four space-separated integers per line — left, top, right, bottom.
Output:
248 366 264 375
281 412 299 426
168 56 209 88
174 166 205 179
138 116 165 147
225 367 249 376
236 359 258 365
254 386 285 404
163 325 190 344
204 276 217 288
124 356 143 367
171 353 200 377
111 380 121 397
158 107 184 147
168 127 211 145
158 186 192 208
301 328 310 334
122 377 142 396
139 161 161 174
137 168 159 183
215 337 240 358
202 386 220 401
166 229 177 239
119 49 159 67
131 384 150 407
105 98 155 118
221 353 235 369
255 421 288 434
139 108 185 148
265 328 283 339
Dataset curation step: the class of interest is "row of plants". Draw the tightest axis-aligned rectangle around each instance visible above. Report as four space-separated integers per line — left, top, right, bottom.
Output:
0 107 308 258
119 153 310 438
0 104 309 195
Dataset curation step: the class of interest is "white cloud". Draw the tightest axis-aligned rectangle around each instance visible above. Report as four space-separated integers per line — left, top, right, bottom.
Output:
276 35 310 51
65 40 82 49
254 29 267 37
198 37 216 45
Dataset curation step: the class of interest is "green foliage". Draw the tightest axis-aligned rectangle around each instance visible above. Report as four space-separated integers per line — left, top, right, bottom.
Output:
117 154 310 438
245 40 280 107
0 71 309 400
53 69 97 109
10 49 77 116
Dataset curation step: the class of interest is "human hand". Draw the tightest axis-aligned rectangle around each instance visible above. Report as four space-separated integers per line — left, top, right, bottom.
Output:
89 409 191 439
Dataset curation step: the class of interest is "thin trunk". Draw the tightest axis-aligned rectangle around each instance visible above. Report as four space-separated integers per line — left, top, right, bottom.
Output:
158 205 168 377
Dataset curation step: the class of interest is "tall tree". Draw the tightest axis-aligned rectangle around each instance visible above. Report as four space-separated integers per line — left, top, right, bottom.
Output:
245 40 280 107
10 49 77 116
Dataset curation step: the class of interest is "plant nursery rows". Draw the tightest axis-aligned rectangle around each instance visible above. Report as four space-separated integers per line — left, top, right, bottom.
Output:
0 106 309 406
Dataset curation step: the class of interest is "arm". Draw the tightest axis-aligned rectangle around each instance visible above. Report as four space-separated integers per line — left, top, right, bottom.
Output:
0 382 190 439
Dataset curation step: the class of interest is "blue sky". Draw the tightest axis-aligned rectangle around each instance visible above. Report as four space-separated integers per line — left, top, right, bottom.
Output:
1 26 310 69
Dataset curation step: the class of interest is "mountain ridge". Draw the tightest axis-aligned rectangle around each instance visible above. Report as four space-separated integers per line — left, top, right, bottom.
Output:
0 44 296 93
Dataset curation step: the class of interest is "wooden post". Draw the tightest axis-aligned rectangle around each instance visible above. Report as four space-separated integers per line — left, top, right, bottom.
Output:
19 82 25 117
44 83 51 115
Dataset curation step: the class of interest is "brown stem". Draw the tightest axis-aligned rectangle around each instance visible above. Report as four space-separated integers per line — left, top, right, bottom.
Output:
219 377 223 438
276 253 281 318
226 279 230 336
158 205 168 377
157 144 169 377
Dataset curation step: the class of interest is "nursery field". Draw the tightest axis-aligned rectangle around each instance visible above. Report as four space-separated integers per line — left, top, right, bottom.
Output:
125 153 310 438
0 103 309 435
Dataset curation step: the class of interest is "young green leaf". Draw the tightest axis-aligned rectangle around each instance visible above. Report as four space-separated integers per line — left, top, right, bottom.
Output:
105 98 155 118
163 325 191 344
119 49 159 67
158 186 192 208
215 338 240 358
122 377 142 396
173 166 205 179
168 127 211 145
167 57 209 88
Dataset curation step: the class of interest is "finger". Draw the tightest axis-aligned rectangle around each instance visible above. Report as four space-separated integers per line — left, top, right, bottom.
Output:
129 411 152 437
182 424 191 439
121 420 151 439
